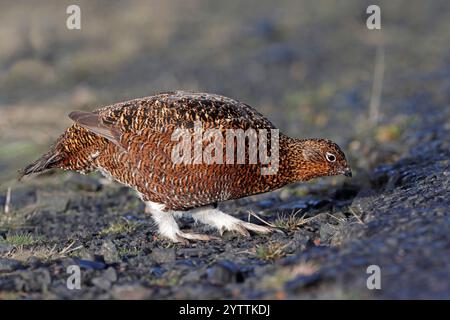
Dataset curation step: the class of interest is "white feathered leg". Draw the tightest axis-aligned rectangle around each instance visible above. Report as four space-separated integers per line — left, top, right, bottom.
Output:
190 206 273 237
145 201 215 243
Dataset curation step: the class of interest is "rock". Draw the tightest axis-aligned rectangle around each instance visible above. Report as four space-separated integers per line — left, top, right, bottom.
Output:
182 270 203 283
76 247 96 261
91 267 117 291
0 258 23 273
177 248 212 258
30 269 52 292
331 223 366 246
0 275 17 291
0 243 13 254
111 284 152 299
26 256 42 268
150 248 176 264
13 269 52 292
319 223 337 244
105 267 118 281
207 260 244 285
73 258 106 270
292 233 314 252
149 266 166 277
100 240 120 264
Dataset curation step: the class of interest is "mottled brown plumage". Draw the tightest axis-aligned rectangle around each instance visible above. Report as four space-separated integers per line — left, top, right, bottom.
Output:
21 91 351 243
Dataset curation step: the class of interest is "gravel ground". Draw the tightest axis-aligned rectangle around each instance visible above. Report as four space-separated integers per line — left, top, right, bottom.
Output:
0 1 449 299
0 101 448 299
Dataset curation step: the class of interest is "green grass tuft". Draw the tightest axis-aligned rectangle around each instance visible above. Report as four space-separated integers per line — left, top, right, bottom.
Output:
99 220 139 236
0 232 43 247
256 242 287 261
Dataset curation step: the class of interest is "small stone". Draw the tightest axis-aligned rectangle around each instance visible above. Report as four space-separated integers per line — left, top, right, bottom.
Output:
149 266 166 277
91 267 117 291
292 233 314 252
0 258 23 272
319 223 336 244
77 247 96 261
33 269 52 292
0 243 14 255
177 248 208 258
104 267 117 282
13 269 51 292
100 240 120 264
91 277 111 291
207 260 244 285
182 270 203 283
27 256 42 268
150 248 176 264
111 284 152 299
73 258 106 270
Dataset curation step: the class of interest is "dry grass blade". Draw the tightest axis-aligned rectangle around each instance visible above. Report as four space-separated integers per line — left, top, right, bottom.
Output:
246 210 285 234
256 242 288 261
59 241 83 255
324 212 345 223
274 209 319 231
247 210 276 227
348 207 365 224
6 241 83 262
4 187 11 214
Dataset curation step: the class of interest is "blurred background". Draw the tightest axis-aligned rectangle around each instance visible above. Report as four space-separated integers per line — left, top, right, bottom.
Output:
0 0 449 181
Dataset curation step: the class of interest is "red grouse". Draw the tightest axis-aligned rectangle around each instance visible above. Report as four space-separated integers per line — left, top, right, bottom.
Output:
21 91 351 243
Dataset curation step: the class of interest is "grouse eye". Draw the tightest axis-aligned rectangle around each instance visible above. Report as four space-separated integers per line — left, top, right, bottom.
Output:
326 152 336 162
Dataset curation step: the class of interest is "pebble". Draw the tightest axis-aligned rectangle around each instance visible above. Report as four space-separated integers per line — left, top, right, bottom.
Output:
207 260 244 285
0 243 14 255
91 267 117 291
150 248 176 264
100 240 120 264
0 258 23 273
111 284 152 299
73 258 106 270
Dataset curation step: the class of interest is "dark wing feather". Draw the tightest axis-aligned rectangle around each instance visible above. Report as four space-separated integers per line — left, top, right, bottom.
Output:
68 111 123 148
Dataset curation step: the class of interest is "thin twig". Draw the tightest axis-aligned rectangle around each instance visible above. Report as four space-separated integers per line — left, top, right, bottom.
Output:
49 244 57 255
247 210 285 234
4 187 11 214
348 207 365 225
247 210 277 228
325 212 346 223
60 241 82 255
300 215 321 225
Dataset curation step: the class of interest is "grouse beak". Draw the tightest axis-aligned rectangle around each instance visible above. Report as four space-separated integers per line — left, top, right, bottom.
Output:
342 167 352 177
